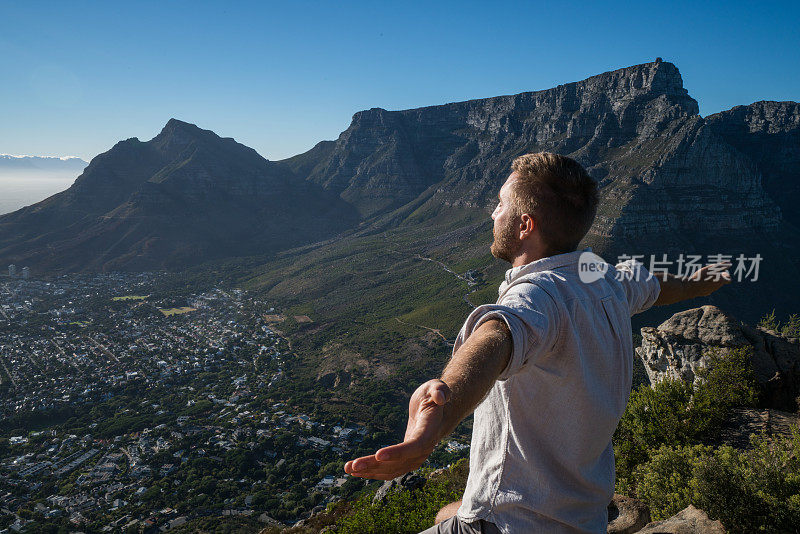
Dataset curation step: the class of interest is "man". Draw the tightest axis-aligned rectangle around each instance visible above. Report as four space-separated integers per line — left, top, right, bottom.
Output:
344 153 731 533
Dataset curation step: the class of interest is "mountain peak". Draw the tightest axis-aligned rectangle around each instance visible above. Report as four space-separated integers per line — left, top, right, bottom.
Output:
159 118 205 137
581 59 694 106
150 118 220 156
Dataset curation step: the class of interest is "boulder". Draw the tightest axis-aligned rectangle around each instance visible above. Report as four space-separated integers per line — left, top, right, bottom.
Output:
637 305 800 410
372 472 426 505
607 494 651 534
635 505 724 533
716 407 800 449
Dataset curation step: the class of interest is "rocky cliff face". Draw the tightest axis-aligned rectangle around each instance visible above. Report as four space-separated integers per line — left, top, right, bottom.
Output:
286 60 782 243
706 101 800 227
637 305 800 411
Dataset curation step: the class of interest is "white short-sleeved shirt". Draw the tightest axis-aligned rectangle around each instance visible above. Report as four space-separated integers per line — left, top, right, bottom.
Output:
455 248 660 534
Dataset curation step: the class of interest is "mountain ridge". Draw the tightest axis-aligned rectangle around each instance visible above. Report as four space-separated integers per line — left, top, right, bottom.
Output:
0 61 797 292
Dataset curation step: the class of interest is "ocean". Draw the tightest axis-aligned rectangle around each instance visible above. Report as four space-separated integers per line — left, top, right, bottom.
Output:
0 175 76 215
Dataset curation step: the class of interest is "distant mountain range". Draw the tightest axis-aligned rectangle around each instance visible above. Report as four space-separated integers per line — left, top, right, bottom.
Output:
0 59 797 320
0 154 88 174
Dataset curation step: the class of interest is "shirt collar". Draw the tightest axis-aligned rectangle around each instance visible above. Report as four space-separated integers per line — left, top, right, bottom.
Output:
504 247 592 285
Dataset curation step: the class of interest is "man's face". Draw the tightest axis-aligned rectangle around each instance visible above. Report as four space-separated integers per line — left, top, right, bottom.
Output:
490 174 522 263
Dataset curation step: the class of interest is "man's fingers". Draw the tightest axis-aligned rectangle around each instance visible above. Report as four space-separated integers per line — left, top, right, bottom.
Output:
348 472 394 481
691 262 733 282
345 454 380 474
347 455 428 479
376 440 430 462
346 450 427 471
428 379 452 405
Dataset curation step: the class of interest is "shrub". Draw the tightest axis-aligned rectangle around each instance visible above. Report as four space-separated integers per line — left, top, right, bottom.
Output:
690 347 758 436
758 310 800 338
633 444 711 520
614 377 695 487
614 347 758 491
333 460 467 533
758 309 779 331
782 314 800 338
631 429 800 532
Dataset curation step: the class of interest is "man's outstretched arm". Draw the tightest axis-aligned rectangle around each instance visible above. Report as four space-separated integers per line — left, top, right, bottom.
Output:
654 262 732 306
344 318 512 480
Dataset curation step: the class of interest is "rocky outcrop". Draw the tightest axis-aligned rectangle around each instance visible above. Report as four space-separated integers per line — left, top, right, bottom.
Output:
372 472 426 505
3 62 798 279
637 305 800 410
608 494 651 534
635 505 725 534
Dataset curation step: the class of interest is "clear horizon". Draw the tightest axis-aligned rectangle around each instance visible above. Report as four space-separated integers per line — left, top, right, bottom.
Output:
1 0 798 162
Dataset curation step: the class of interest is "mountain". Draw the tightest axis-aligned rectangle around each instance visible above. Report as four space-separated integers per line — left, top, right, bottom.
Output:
256 60 799 331
1 61 798 324
706 101 800 228
0 119 359 271
285 59 781 243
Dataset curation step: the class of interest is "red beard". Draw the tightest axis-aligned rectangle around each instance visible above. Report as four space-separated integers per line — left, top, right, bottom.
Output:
490 217 522 263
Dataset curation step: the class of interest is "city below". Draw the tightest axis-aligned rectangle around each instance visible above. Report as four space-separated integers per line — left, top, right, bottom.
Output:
0 270 453 532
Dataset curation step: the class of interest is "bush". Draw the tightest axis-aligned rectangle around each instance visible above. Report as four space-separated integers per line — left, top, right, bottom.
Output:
631 429 800 532
758 310 800 338
690 347 758 436
634 444 712 520
614 347 758 490
333 460 468 533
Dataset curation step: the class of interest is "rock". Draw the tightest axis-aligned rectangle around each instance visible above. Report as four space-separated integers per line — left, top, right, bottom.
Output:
372 472 426 505
0 118 362 273
635 505 725 533
716 408 800 449
257 512 282 525
607 494 651 534
637 305 800 411
316 370 351 389
287 60 783 240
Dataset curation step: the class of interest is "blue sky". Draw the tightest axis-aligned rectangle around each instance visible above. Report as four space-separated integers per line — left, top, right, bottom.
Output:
1 0 798 162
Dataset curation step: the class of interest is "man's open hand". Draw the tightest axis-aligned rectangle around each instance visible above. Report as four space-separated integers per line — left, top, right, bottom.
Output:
344 379 451 480
687 261 732 298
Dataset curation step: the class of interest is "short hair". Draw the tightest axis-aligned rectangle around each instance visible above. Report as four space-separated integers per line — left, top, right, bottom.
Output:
509 152 598 253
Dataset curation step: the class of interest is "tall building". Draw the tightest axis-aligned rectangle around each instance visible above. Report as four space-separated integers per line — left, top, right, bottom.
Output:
21 267 30 280
8 264 16 277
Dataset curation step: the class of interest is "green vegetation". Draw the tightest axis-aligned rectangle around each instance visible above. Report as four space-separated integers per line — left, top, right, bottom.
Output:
613 347 758 490
758 309 800 338
612 345 800 532
634 431 800 531
169 515 266 533
332 459 468 534
111 295 149 301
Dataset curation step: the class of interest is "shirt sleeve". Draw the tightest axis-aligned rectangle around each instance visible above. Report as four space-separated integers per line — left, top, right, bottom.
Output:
455 283 559 380
613 259 662 316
